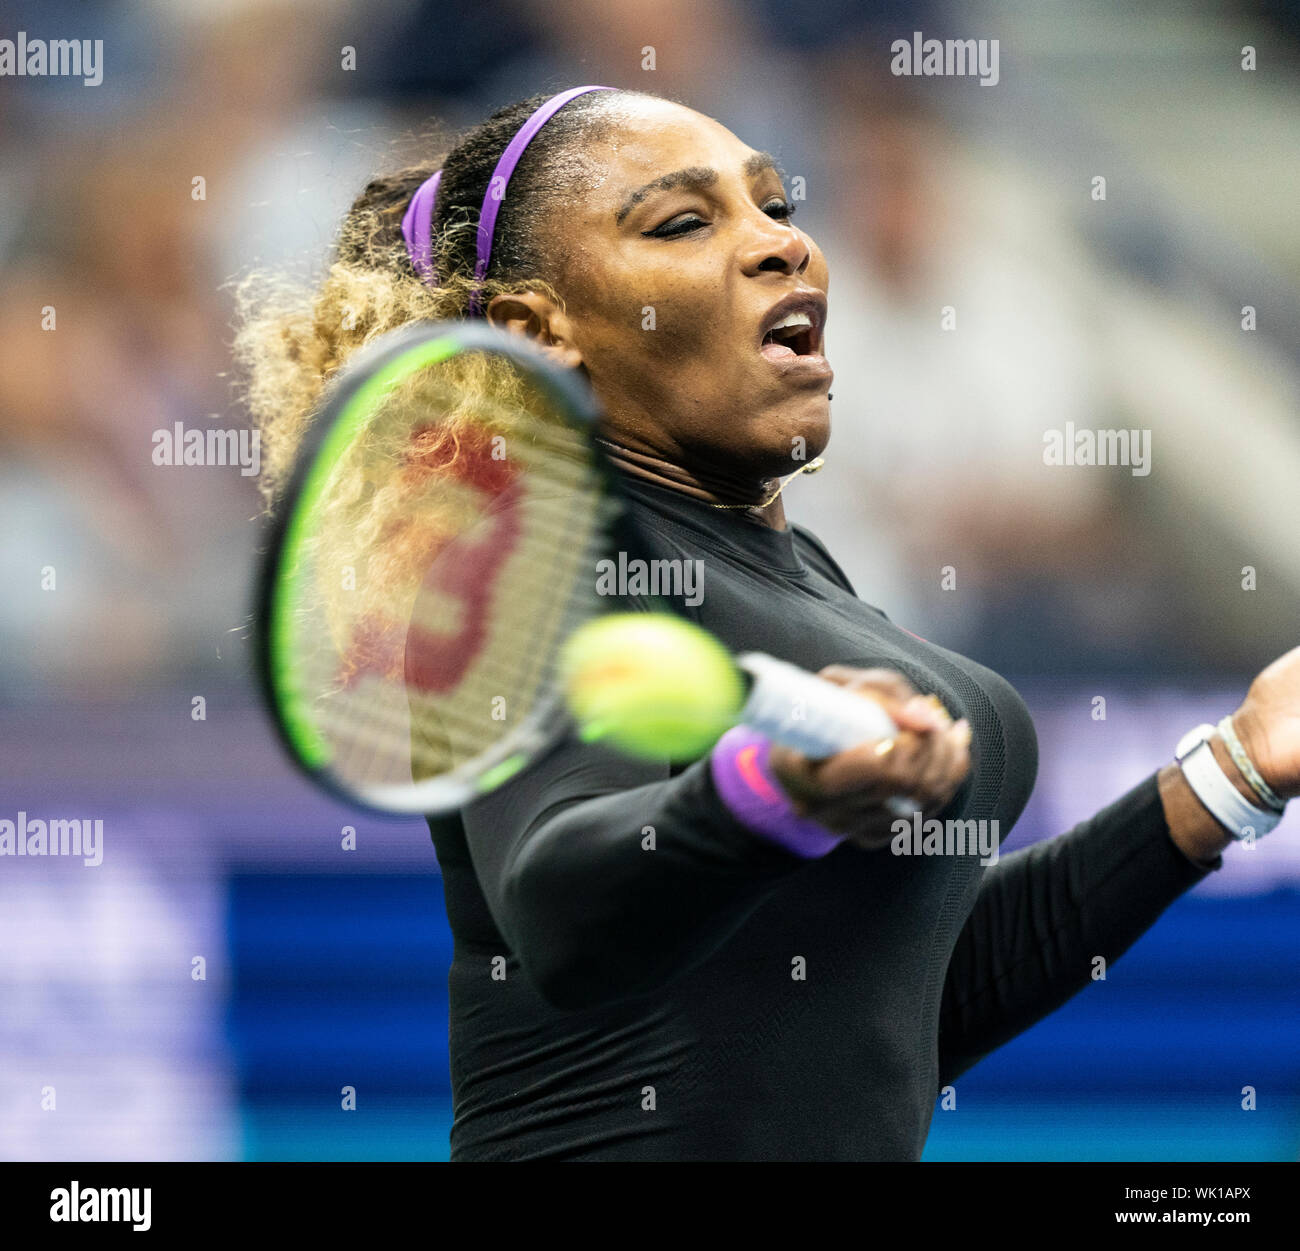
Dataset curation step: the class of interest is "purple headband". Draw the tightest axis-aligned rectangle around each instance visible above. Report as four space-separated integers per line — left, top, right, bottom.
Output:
400 85 615 315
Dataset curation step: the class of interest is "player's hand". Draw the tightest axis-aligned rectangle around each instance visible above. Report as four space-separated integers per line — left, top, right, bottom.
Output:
768 666 972 850
1230 645 1300 802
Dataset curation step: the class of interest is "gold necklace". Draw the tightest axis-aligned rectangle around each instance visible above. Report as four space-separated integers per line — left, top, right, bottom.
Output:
704 456 826 510
594 436 826 511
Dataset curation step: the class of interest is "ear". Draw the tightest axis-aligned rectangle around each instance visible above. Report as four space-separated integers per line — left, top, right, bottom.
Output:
485 290 583 370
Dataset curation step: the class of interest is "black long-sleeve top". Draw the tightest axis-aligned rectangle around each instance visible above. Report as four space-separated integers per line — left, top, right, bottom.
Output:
427 475 1217 1160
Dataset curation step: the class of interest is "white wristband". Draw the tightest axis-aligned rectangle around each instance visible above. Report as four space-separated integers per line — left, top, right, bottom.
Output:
1174 723 1283 841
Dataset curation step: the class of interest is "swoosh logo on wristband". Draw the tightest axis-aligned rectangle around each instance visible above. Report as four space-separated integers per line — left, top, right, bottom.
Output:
736 744 783 804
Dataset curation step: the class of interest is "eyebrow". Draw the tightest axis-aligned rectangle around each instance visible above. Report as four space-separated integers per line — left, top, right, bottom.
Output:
614 151 783 225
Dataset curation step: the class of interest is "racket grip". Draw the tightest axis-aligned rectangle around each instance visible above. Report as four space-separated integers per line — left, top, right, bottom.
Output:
736 653 914 821
737 653 899 756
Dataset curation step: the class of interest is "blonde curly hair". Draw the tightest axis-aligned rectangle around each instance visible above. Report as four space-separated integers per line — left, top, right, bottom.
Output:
233 88 642 507
234 91 643 702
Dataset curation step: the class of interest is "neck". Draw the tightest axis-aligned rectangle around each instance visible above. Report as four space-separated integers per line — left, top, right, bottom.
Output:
595 438 789 530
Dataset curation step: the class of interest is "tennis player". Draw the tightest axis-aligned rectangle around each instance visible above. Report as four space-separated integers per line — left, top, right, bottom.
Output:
239 87 1300 1160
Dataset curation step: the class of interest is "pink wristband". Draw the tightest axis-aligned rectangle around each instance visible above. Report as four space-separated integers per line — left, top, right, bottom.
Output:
709 725 842 859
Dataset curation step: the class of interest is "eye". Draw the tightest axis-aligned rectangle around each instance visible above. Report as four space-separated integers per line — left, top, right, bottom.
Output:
643 214 707 239
763 199 795 221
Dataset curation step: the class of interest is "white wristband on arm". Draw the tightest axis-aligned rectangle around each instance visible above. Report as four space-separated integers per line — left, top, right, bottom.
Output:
1174 723 1284 841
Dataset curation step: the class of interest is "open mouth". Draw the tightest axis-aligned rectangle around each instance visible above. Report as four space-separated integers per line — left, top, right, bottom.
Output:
758 294 826 361
761 315 815 358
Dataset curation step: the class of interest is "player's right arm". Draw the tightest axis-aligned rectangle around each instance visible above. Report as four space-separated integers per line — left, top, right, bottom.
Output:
461 675 968 1009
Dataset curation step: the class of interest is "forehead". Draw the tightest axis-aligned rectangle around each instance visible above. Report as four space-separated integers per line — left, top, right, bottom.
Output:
600 98 748 168
575 98 774 210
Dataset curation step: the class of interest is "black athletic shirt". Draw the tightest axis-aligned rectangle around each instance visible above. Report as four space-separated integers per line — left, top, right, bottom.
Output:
427 474 1217 1161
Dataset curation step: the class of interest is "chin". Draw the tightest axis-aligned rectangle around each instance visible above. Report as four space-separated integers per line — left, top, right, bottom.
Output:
712 391 831 477
777 402 831 467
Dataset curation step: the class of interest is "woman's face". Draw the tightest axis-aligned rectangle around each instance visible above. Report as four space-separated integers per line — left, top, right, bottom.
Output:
531 97 833 486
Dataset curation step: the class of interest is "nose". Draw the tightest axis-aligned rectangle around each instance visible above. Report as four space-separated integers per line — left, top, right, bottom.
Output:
740 211 810 277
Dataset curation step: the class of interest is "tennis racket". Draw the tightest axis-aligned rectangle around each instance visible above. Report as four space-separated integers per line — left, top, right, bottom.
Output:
256 319 903 816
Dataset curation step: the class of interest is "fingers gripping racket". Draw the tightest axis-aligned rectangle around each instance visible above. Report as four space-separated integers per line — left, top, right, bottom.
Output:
256 320 900 816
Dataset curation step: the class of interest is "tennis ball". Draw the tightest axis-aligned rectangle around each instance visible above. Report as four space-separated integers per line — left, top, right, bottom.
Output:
560 613 745 761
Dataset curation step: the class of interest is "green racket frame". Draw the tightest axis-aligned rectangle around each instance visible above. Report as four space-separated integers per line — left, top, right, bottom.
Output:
255 320 608 816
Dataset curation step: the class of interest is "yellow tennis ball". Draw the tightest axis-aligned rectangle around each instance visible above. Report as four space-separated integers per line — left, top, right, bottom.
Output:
560 613 745 761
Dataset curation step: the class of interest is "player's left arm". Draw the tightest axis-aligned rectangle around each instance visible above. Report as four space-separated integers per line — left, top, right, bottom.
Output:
937 645 1300 1086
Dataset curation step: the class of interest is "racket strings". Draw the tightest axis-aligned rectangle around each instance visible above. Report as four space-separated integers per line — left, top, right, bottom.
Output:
281 349 608 798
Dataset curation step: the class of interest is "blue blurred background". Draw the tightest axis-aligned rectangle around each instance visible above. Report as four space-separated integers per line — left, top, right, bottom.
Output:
1 0 1298 1160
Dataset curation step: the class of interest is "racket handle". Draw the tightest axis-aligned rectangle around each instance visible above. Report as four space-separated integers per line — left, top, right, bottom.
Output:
736 653 915 821
736 653 899 757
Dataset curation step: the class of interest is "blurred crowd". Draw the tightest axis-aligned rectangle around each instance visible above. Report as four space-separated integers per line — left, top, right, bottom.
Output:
2 0 1298 698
